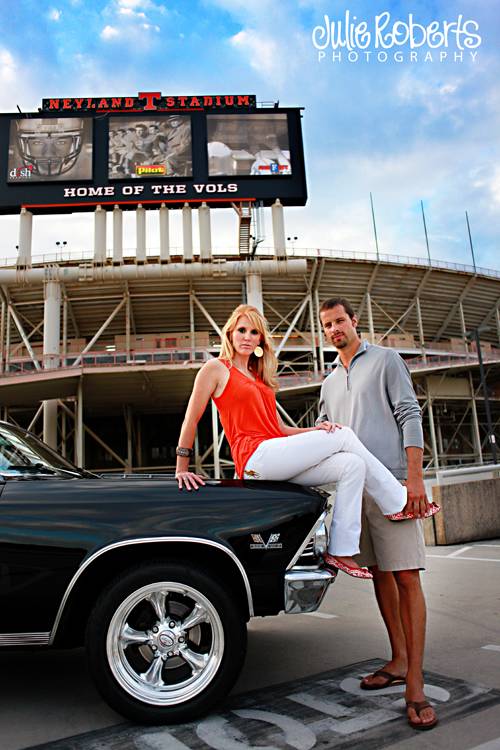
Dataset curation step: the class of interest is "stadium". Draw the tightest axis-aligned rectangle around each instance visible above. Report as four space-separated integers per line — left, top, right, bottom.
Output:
0 93 498 477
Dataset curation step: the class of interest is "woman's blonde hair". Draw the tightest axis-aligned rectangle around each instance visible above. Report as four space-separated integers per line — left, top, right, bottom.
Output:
219 304 278 389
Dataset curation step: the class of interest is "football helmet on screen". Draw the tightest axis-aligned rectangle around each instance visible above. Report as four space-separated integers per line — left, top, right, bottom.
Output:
15 118 85 177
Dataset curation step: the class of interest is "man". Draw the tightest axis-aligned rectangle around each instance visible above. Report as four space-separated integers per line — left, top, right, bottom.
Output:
318 297 438 731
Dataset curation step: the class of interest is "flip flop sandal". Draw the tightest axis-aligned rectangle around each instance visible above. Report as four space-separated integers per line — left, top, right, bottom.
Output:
406 700 439 730
387 502 441 522
360 669 406 690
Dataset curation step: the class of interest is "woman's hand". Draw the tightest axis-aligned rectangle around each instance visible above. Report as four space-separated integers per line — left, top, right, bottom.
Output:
176 471 206 491
315 421 342 432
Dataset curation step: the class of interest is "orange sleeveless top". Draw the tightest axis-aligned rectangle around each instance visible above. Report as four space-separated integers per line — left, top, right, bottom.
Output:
212 360 284 479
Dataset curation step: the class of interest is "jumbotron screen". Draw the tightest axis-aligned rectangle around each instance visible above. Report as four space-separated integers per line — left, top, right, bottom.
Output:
108 116 192 179
207 114 291 177
8 117 93 183
0 93 307 212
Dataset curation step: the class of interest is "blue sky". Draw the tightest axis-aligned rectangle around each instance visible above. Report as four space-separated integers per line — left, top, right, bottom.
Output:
0 0 498 269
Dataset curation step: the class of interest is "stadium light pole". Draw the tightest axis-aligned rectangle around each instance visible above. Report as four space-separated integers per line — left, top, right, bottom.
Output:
466 325 497 464
369 192 380 261
420 200 431 264
465 211 477 273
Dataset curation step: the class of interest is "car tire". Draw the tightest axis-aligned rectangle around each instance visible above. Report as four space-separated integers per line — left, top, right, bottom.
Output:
86 560 247 723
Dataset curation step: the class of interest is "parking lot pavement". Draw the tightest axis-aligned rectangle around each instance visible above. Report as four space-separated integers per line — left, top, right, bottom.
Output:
1 540 500 750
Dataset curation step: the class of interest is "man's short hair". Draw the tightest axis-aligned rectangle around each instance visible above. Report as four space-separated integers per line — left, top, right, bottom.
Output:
320 297 356 319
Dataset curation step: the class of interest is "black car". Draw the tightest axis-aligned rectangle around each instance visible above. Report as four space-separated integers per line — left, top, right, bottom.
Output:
0 420 335 723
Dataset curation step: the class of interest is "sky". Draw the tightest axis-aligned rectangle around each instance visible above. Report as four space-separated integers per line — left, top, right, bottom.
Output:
0 0 498 270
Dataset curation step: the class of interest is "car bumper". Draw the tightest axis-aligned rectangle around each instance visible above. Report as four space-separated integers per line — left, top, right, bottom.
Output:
284 566 336 614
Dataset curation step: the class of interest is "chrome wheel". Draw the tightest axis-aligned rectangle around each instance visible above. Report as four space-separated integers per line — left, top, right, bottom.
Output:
106 581 224 706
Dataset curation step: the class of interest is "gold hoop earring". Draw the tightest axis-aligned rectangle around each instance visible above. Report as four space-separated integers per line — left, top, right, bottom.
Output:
254 345 264 358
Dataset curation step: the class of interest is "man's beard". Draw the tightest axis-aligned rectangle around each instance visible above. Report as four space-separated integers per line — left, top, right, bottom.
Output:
332 338 347 349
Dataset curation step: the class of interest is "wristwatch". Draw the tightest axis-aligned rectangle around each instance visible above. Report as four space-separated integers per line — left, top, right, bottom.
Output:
176 446 194 458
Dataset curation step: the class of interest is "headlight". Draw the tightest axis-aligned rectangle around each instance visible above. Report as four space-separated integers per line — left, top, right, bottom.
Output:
312 520 328 557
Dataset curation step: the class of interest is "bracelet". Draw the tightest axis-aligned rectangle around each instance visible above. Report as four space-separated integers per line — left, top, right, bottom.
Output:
176 446 194 458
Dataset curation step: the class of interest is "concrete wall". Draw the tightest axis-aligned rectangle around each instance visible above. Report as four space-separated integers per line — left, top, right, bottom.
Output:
426 477 500 545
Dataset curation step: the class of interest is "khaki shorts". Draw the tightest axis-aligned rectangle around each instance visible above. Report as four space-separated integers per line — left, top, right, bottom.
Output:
354 491 426 571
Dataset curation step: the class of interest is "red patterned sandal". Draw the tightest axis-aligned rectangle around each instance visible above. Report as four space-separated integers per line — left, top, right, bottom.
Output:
323 553 373 579
387 502 441 522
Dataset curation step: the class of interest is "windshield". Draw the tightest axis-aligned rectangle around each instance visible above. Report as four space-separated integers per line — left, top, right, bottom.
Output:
0 423 86 478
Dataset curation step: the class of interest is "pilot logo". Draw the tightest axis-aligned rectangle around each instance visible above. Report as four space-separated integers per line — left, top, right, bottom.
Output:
250 533 282 550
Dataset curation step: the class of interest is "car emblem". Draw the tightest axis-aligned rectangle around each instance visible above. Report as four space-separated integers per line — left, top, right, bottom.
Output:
158 632 175 648
250 533 282 550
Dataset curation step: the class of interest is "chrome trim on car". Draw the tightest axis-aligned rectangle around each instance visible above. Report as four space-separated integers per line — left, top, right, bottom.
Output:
0 632 50 646
49 537 254 644
286 510 329 570
284 568 336 614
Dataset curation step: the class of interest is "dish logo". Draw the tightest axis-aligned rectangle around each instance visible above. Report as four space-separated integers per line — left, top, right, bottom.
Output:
9 165 33 179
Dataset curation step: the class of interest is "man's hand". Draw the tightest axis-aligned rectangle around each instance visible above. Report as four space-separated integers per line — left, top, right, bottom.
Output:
403 475 430 517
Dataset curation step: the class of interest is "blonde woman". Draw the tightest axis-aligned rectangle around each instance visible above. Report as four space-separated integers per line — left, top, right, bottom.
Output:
176 305 408 579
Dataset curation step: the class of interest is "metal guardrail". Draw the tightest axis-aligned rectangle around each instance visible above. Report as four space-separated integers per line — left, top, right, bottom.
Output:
0 246 499 280
3 348 500 380
0 348 211 377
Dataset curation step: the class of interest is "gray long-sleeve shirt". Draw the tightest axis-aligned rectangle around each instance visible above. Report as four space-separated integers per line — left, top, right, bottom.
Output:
317 341 423 479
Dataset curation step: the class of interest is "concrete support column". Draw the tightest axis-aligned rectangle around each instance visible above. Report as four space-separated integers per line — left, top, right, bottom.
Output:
315 288 325 373
93 205 106 264
43 401 58 450
62 296 68 367
189 289 195 350
4 305 10 373
308 294 319 375
0 298 5 374
125 293 131 360
159 203 170 262
211 399 220 479
245 273 263 312
496 307 500 346
76 379 84 468
43 280 61 449
112 205 123 264
198 202 212 262
271 199 286 258
136 204 146 263
416 296 427 363
182 203 193 261
365 291 375 343
426 378 440 469
43 281 61 370
125 405 133 472
18 208 33 266
469 372 483 463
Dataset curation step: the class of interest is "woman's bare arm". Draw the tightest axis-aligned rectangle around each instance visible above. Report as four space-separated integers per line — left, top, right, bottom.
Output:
176 359 225 489
277 412 340 436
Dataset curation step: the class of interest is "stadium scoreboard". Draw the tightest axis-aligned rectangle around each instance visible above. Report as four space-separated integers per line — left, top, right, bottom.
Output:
0 92 307 214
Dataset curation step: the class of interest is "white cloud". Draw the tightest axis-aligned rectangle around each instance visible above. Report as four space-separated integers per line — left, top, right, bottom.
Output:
230 29 282 78
119 7 146 17
117 0 152 8
48 8 62 21
101 24 120 40
0 48 16 84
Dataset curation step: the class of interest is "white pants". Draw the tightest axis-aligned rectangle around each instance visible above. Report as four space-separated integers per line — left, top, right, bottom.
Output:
244 427 406 556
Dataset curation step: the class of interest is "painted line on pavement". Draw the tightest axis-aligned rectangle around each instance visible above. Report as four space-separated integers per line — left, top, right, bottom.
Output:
447 546 473 557
304 612 338 619
428 555 500 563
466 739 500 750
473 544 500 548
481 645 500 653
